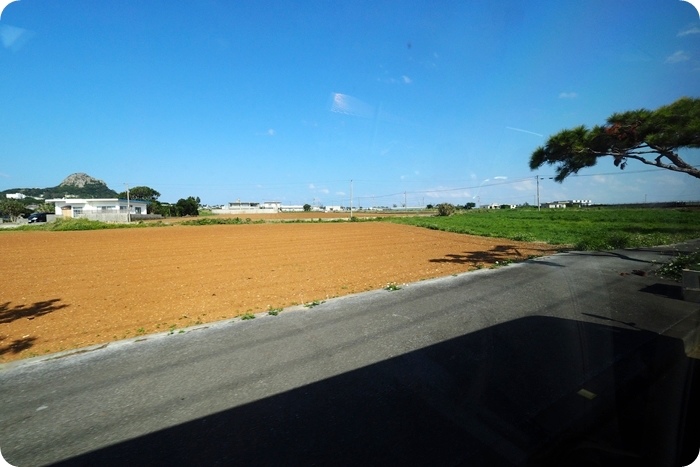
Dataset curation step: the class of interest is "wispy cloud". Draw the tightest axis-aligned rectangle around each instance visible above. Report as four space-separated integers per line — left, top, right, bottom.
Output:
666 50 690 63
558 92 578 99
424 187 473 199
401 75 412 84
678 26 700 37
330 92 375 118
308 184 329 194
0 24 34 52
506 127 543 137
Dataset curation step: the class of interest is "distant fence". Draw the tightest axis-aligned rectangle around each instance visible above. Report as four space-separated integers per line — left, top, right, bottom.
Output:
74 213 129 222
73 213 163 222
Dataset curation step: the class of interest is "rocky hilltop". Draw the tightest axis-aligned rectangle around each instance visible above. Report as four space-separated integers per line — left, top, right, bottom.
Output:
59 173 109 189
2 173 118 199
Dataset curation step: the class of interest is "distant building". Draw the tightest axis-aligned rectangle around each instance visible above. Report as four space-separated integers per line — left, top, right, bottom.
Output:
280 205 305 212
214 201 289 214
5 193 26 200
47 198 149 222
554 199 593 206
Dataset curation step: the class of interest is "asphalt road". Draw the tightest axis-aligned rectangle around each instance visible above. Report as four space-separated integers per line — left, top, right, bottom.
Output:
1 242 699 466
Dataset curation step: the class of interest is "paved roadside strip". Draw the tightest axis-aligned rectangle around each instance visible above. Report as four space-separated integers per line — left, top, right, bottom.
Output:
1 241 699 466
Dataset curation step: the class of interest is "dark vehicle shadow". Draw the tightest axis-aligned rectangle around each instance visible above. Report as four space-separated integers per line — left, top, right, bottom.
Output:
0 299 69 324
47 316 700 467
429 244 527 265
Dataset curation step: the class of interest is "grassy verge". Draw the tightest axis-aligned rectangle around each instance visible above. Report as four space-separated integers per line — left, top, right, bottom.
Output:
386 207 700 250
10 218 170 231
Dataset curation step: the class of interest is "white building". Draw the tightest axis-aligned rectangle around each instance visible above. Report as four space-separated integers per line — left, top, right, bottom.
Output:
5 193 26 200
214 201 282 215
47 198 149 222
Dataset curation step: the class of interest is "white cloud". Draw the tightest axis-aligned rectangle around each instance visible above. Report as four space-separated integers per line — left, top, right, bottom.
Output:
506 127 544 137
308 183 315 190
558 92 578 99
267 128 276 136
402 75 412 84
666 50 690 63
678 27 700 37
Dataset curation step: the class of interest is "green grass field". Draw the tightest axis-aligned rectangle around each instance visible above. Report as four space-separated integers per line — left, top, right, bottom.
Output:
385 207 700 251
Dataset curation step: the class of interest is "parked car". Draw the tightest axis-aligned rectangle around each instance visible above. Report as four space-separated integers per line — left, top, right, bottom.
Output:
27 212 48 223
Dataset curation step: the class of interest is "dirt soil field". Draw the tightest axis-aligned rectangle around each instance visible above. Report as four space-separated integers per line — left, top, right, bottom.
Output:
0 223 557 363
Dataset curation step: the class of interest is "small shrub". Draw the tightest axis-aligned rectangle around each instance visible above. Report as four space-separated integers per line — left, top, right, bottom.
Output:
267 306 283 316
656 250 700 282
436 203 456 216
241 313 256 320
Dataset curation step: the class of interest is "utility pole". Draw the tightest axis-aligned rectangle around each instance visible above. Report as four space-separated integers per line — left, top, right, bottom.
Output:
125 183 131 223
536 176 541 212
350 179 353 219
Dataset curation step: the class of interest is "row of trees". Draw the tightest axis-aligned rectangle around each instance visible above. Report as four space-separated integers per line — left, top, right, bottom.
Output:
116 187 200 217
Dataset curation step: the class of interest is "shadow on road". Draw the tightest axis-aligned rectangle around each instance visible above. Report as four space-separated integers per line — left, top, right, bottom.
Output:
46 316 700 467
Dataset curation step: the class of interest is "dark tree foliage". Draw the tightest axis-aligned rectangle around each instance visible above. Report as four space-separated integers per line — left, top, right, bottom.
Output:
530 97 700 181
176 196 200 216
0 199 28 221
117 186 161 201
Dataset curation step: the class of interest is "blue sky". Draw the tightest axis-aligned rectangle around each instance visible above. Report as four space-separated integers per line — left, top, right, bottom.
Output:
1 0 699 206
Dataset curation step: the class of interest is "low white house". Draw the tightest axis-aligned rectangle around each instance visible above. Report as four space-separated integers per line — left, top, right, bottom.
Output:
47 198 149 222
214 201 282 215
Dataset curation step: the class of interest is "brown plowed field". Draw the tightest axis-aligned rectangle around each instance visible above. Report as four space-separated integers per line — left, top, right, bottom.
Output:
0 223 557 363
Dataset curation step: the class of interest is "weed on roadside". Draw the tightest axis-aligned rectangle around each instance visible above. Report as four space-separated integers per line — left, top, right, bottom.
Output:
241 313 256 320
384 282 402 291
304 300 324 308
267 306 283 316
490 258 516 269
656 250 700 282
